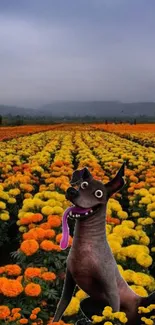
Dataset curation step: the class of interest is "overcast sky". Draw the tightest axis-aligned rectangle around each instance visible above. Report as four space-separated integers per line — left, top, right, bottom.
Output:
0 0 155 108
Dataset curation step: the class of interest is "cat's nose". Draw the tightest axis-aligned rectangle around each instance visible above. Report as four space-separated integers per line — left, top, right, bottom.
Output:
66 187 79 200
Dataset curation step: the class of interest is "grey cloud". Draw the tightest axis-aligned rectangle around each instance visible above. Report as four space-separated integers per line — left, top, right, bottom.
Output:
0 0 155 107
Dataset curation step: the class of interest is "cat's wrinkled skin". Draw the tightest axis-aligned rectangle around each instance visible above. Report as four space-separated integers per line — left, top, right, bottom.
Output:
52 164 155 325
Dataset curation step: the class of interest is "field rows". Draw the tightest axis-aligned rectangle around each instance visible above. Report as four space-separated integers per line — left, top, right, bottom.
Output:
0 126 155 324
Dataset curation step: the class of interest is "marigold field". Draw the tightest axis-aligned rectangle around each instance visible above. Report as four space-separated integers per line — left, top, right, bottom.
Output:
0 123 155 325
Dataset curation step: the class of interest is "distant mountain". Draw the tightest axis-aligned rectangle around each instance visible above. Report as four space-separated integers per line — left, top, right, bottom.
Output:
0 101 155 117
0 105 36 116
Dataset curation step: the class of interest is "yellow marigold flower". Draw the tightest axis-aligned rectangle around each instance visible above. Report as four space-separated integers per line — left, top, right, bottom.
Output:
141 317 154 325
51 206 64 215
123 269 135 282
63 297 80 316
19 226 27 233
138 217 153 225
107 233 123 245
92 315 104 323
9 188 20 196
133 272 153 287
8 197 16 204
108 240 121 254
0 213 10 221
132 212 140 217
41 206 54 216
140 196 152 204
104 322 113 325
130 285 148 297
113 311 128 323
135 225 143 230
136 253 153 268
149 188 155 195
150 211 155 218
0 201 6 210
122 220 135 228
139 236 150 246
102 306 113 318
117 264 124 275
138 306 150 314
151 247 155 252
117 210 128 219
75 289 88 301
139 189 149 196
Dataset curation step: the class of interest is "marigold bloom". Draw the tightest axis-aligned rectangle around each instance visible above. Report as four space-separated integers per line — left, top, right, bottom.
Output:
48 215 61 227
24 267 41 279
20 239 39 256
30 314 37 320
1 279 23 297
41 272 56 281
25 283 41 296
40 240 55 251
0 305 10 319
32 307 41 314
5 264 21 276
45 229 56 239
12 308 21 314
19 319 28 324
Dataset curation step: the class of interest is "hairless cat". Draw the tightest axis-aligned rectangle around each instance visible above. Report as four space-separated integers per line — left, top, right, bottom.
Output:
52 163 155 325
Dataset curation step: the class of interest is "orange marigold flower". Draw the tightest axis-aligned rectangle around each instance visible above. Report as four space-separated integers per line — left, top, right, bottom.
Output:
30 314 37 320
40 240 55 251
1 279 23 297
31 323 37 325
19 318 28 324
0 278 8 294
48 215 61 228
40 222 51 230
17 275 23 283
20 217 33 225
13 312 21 319
32 213 43 223
55 233 62 243
32 307 41 314
20 239 39 256
41 272 56 281
5 264 21 276
25 283 41 297
28 223 36 229
24 267 41 279
35 228 46 240
12 308 21 314
23 229 38 240
0 267 5 274
0 305 10 319
45 229 56 239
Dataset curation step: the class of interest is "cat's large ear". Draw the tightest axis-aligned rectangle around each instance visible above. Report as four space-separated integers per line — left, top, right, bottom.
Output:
104 162 126 199
70 167 93 185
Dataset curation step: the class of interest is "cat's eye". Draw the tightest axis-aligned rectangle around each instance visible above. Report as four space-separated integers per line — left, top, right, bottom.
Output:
81 181 89 189
94 189 103 198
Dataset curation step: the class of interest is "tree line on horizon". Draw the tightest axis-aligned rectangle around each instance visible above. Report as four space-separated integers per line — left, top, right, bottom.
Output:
0 114 154 126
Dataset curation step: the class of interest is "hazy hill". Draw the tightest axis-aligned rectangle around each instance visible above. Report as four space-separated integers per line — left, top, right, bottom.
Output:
0 101 155 117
